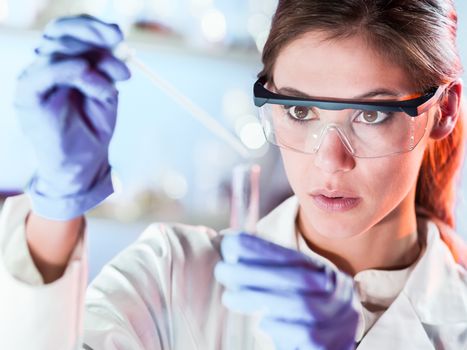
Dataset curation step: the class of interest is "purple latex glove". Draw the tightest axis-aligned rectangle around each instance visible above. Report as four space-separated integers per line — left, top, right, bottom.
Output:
15 15 131 220
215 232 359 350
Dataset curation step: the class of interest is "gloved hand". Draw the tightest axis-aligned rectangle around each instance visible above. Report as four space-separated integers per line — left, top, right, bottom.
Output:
15 14 131 220
215 232 359 350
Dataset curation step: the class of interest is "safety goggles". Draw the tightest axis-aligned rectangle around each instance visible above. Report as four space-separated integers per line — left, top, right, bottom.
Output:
253 77 445 158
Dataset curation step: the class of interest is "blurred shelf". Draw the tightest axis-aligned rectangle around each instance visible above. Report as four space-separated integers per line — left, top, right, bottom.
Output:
0 25 261 64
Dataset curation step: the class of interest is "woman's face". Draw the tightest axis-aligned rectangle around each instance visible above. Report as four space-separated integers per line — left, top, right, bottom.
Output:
273 32 436 239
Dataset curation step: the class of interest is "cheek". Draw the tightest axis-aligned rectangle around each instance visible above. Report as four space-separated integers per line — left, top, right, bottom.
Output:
369 128 430 209
364 155 420 206
279 149 310 193
350 152 423 236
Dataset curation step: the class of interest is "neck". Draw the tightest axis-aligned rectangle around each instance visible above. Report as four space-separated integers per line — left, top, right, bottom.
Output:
298 198 422 276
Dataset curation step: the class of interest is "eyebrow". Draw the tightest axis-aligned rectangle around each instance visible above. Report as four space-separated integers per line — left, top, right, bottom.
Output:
276 86 404 99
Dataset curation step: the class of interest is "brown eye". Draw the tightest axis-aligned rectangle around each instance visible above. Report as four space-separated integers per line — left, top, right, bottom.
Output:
293 106 309 119
286 106 318 121
355 110 392 125
363 111 378 122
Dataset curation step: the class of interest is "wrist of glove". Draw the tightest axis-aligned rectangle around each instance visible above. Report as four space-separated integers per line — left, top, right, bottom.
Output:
29 163 113 221
215 232 360 350
16 15 131 220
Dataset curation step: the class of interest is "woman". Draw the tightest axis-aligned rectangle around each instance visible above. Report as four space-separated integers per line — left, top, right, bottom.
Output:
1 1 466 349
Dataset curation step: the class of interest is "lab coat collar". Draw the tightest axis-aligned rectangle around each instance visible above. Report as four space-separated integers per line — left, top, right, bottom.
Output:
360 220 467 349
256 196 467 348
402 219 467 324
356 293 436 349
256 196 299 251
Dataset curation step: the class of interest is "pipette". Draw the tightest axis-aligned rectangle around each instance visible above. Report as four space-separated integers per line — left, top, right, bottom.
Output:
115 43 251 160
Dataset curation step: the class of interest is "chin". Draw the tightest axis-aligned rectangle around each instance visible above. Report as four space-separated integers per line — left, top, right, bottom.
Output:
298 199 367 239
312 219 362 239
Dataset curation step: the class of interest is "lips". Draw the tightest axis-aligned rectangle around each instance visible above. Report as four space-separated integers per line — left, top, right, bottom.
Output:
309 189 361 212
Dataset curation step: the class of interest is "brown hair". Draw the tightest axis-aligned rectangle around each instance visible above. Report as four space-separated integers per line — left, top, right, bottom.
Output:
260 0 465 228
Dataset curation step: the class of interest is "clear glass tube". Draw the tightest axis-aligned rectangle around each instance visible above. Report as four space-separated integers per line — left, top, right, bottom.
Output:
230 163 261 233
224 163 261 350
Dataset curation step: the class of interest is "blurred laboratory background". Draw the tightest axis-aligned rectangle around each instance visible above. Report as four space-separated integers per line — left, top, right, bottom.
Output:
0 0 466 281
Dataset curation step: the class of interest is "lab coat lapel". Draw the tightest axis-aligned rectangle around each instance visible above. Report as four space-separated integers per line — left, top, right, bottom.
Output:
403 220 467 325
256 196 299 250
359 220 467 349
356 293 434 349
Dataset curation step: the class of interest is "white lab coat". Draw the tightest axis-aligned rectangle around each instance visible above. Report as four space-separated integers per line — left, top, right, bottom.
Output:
0 194 466 349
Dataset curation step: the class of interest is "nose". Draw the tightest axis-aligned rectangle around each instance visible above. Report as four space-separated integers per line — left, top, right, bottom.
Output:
313 127 356 174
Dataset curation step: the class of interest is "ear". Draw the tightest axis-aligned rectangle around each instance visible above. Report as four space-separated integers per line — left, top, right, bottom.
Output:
429 81 463 140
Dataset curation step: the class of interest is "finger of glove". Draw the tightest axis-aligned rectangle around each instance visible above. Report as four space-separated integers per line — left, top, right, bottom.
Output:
44 15 123 49
18 58 116 104
35 37 130 82
35 35 94 56
263 317 358 350
258 318 315 350
222 288 319 324
221 232 324 269
261 318 357 350
215 261 332 294
96 52 131 82
83 95 118 140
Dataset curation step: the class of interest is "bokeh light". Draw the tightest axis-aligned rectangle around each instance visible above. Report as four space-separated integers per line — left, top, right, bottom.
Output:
201 8 227 43
239 121 266 150
161 169 189 200
0 0 9 23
